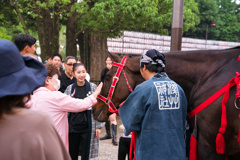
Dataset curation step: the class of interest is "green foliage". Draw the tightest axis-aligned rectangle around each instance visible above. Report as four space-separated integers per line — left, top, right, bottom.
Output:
0 1 28 40
216 0 240 42
3 0 239 42
2 0 200 40
0 0 19 27
183 0 240 42
183 0 219 40
76 0 199 37
183 0 200 32
0 27 12 40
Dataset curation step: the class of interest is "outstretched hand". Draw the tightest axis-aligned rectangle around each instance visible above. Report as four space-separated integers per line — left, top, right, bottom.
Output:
92 82 103 98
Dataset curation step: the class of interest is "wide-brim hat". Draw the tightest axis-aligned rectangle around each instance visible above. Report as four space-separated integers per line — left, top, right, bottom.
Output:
0 39 47 98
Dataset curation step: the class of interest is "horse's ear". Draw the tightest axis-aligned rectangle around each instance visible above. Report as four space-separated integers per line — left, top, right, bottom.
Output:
108 52 121 63
126 56 141 72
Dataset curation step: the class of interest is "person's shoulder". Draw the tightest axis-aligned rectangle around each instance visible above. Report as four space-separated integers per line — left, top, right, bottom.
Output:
137 79 150 88
17 109 53 126
59 71 66 79
52 90 66 97
64 84 74 95
90 82 97 92
59 68 64 75
101 67 108 73
66 83 74 90
90 82 97 88
46 90 68 101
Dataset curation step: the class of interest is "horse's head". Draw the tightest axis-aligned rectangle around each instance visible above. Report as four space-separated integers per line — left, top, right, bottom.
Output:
92 53 144 122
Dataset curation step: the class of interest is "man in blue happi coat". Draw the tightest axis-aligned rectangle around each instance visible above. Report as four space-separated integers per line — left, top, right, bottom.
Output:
119 49 188 160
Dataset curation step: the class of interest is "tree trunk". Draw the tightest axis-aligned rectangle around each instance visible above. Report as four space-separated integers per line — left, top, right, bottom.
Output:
35 6 59 61
66 11 78 57
52 4 60 56
89 34 108 83
78 32 90 72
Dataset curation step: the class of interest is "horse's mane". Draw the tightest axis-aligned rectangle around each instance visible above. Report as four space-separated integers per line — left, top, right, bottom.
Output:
165 46 240 63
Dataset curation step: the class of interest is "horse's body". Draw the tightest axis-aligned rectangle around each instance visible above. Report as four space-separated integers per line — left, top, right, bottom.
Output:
92 47 240 159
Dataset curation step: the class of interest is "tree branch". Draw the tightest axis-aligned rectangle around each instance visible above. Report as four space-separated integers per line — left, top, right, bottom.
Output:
9 0 29 34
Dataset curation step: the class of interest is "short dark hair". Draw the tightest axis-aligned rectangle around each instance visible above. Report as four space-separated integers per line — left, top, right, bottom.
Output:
14 34 36 51
65 56 76 63
141 63 163 73
46 55 52 60
44 63 61 77
0 95 30 119
51 53 62 61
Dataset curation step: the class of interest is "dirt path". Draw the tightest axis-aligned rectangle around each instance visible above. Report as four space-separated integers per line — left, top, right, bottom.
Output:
97 116 124 160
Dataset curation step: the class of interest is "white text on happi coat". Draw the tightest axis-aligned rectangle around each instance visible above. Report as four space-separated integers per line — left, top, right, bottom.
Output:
154 81 180 110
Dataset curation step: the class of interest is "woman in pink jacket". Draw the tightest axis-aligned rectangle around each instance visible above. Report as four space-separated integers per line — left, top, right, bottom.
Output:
30 64 102 150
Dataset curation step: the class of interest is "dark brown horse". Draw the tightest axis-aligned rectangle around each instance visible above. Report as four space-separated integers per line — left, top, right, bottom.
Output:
92 47 240 159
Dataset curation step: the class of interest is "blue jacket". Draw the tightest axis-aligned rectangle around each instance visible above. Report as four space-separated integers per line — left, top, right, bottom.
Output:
119 73 187 160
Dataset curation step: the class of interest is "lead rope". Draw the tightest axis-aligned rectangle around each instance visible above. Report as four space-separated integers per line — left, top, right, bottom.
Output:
121 70 135 160
122 70 133 92
189 115 198 160
129 131 136 160
189 72 240 159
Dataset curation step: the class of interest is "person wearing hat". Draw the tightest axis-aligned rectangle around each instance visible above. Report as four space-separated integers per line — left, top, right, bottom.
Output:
119 49 188 160
0 39 71 160
29 63 103 150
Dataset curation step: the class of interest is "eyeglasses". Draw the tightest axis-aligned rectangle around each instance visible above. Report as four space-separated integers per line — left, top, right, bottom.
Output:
66 63 74 66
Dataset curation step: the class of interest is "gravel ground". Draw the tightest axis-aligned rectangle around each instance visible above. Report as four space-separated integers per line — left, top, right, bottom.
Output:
79 116 124 160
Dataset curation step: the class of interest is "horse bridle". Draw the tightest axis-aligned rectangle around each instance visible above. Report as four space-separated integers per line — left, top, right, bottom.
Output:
97 56 133 115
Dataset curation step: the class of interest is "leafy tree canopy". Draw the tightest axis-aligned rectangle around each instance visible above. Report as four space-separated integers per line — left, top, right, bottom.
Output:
74 0 199 37
183 0 240 42
216 0 240 41
1 0 199 39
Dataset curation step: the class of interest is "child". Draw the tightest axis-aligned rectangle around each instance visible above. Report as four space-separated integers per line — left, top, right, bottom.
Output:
64 63 104 160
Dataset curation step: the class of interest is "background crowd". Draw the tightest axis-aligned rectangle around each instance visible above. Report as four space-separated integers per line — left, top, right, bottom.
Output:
0 33 188 160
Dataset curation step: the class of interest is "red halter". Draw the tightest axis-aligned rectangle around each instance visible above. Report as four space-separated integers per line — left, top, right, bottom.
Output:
97 56 133 115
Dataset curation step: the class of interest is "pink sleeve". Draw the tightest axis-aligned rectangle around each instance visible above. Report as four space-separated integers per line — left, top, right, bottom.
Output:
54 92 97 112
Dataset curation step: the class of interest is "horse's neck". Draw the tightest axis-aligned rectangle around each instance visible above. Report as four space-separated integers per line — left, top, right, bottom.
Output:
127 49 239 99
165 51 224 99
130 71 145 89
127 52 218 95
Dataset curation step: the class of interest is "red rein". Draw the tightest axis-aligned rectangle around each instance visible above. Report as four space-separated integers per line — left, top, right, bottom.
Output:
98 56 240 159
189 72 240 159
97 56 133 115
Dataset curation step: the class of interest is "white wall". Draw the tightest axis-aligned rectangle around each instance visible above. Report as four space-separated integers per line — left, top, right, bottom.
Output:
107 31 240 55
